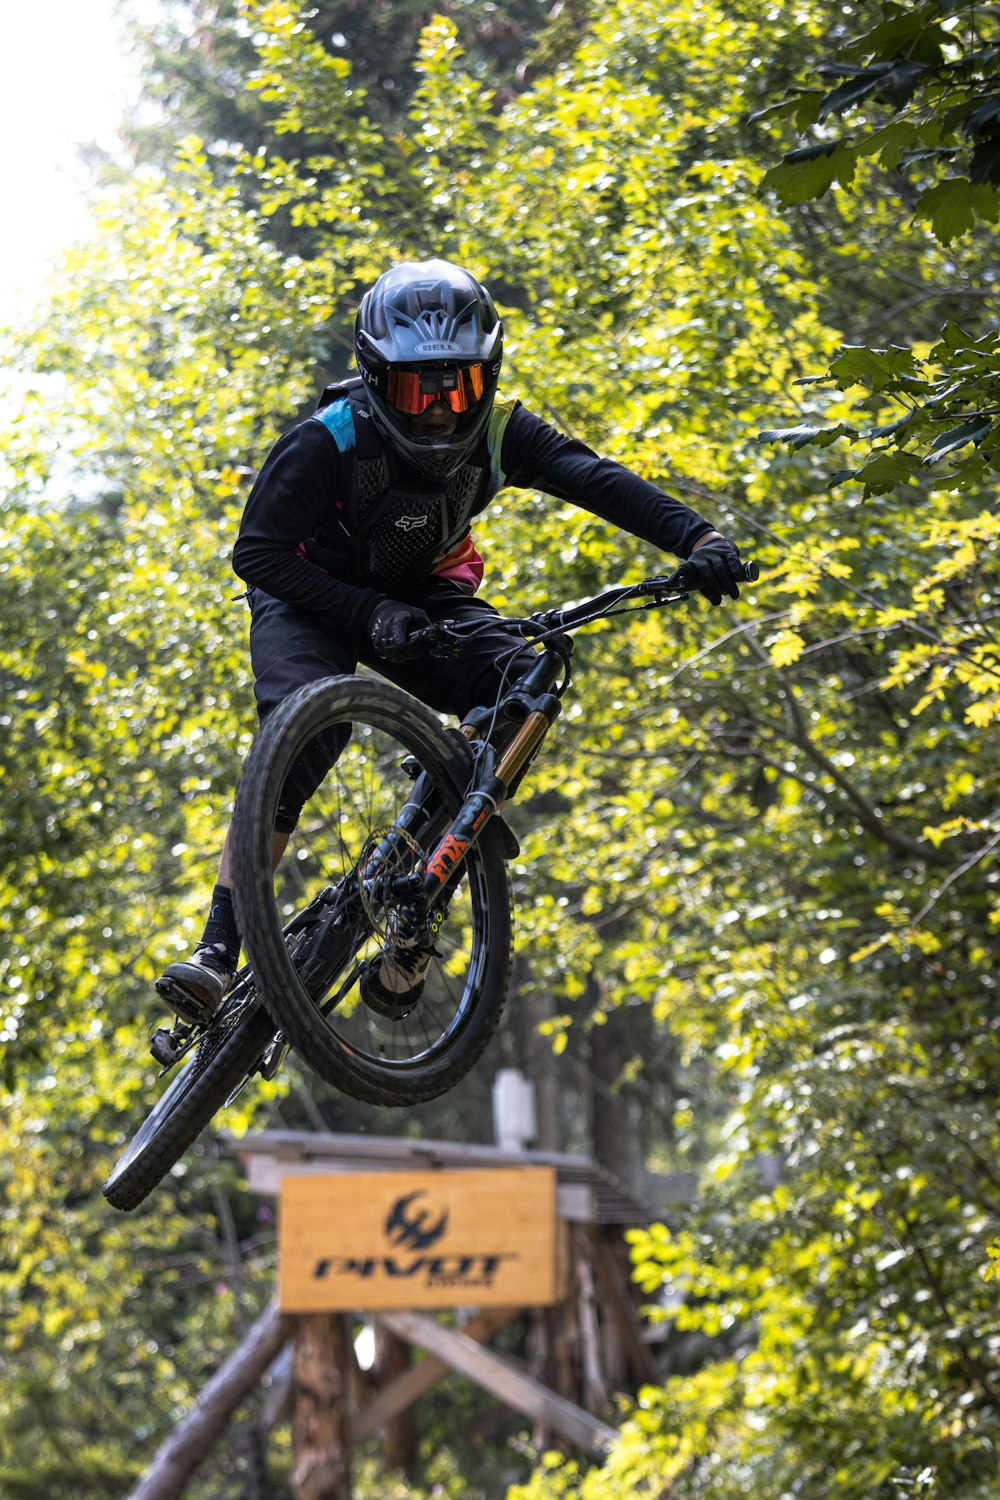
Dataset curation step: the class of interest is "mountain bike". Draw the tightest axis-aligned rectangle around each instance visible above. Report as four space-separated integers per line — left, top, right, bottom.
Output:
102 559 757 1210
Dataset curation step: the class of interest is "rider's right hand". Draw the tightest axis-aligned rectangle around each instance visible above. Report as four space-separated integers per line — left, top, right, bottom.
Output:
683 535 744 605
369 600 433 662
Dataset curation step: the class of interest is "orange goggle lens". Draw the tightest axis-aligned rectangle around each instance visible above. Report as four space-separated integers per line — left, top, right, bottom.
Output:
385 364 485 415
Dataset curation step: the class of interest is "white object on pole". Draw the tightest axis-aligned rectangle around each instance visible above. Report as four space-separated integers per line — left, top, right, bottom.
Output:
492 1067 538 1152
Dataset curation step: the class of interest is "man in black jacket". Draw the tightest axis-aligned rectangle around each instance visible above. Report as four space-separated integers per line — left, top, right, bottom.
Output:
157 259 747 1021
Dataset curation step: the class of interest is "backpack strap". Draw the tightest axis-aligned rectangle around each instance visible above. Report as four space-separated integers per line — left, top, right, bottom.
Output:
315 374 366 411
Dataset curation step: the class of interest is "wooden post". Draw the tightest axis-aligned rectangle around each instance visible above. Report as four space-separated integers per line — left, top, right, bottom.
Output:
375 1328 417 1476
290 1314 352 1500
574 1228 607 1413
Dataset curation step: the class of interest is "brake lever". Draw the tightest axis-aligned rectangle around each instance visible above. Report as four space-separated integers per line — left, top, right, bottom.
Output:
406 619 467 659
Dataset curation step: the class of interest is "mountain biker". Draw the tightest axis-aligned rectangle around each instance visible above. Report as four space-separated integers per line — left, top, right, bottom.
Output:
157 258 747 1025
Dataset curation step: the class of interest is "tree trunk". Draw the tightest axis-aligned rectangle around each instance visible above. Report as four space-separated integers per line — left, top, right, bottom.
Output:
588 975 641 1189
510 953 562 1151
375 1328 417 1477
290 1314 352 1500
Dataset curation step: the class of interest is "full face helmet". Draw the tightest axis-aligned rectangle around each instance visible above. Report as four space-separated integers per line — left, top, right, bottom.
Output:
354 259 503 479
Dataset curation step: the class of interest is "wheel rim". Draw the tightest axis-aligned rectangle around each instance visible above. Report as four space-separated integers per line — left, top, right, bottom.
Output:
265 716 492 1074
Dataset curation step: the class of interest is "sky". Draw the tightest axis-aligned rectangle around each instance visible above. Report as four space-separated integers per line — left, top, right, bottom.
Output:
0 0 147 325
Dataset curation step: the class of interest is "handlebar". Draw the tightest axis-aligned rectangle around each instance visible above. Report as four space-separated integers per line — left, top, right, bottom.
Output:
406 559 758 657
528 558 759 633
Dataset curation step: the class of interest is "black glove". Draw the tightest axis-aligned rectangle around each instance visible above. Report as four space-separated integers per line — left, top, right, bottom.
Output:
684 536 744 606
368 600 433 662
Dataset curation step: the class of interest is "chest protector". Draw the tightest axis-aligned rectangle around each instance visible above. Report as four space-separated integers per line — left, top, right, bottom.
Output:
315 378 493 590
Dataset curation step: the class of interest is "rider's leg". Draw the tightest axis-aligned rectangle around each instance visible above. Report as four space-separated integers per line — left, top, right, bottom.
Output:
157 592 357 1021
159 585 535 1020
157 826 293 1020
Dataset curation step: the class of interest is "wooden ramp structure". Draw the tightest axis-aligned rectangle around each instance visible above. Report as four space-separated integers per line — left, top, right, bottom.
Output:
129 1131 663 1500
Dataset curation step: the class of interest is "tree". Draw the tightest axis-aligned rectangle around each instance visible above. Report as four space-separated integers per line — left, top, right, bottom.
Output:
757 2 1000 496
3 1 1000 1495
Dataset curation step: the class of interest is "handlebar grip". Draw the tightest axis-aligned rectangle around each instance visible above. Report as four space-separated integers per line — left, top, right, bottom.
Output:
673 557 759 591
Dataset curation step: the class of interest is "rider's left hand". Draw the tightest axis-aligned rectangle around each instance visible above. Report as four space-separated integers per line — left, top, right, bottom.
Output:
684 534 744 605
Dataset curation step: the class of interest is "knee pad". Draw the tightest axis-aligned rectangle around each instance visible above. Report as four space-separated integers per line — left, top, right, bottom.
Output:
273 724 351 834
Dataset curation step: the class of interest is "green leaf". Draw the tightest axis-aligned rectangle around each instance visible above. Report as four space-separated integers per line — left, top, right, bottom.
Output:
913 178 977 243
747 94 814 127
969 137 1000 186
758 421 857 450
923 417 993 464
854 449 922 495
851 120 919 169
828 344 919 392
971 181 1000 221
846 7 947 68
816 67 893 121
966 96 1000 137
868 415 916 441
878 58 934 107
761 142 856 206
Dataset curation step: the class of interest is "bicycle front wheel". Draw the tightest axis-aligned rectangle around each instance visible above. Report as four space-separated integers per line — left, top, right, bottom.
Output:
230 676 512 1106
103 982 275 1211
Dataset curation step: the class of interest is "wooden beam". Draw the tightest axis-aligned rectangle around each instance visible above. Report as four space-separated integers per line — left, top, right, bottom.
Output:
375 1309 617 1458
584 1228 659 1387
127 1299 290 1500
351 1308 519 1445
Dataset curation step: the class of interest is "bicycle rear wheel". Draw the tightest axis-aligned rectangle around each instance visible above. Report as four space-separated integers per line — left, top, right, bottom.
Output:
230 675 512 1106
103 982 274 1211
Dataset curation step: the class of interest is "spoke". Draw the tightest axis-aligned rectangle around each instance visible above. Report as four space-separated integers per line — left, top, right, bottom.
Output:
261 708 487 1075
419 994 451 1039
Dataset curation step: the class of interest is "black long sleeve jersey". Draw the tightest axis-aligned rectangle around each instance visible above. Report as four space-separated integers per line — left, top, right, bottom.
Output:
232 393 716 640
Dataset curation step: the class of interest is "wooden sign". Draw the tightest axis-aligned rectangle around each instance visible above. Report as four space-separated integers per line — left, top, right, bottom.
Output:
279 1167 558 1312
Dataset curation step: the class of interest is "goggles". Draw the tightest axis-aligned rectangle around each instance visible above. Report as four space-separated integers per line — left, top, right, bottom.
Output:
385 363 485 415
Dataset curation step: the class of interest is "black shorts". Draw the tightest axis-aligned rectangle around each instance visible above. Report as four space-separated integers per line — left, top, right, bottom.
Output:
247 582 537 831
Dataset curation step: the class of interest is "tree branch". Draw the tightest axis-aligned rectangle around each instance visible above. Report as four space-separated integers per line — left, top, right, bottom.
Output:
126 1299 290 1500
744 635 952 864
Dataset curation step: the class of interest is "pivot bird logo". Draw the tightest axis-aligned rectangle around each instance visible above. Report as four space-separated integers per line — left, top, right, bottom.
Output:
384 1191 449 1251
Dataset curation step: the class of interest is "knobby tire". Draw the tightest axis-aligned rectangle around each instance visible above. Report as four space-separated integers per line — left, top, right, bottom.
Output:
230 675 512 1106
102 990 274 1211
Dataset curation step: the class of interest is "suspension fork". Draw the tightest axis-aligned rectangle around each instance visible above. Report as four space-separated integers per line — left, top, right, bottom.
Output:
360 766 455 890
373 639 568 914
418 689 563 902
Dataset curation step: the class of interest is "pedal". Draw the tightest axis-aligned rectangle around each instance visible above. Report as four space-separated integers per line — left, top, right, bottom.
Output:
259 1033 288 1081
150 1023 194 1067
154 974 217 1028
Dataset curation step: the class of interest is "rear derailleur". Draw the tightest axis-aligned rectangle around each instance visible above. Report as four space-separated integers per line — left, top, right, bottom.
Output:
148 1018 198 1069
149 973 218 1067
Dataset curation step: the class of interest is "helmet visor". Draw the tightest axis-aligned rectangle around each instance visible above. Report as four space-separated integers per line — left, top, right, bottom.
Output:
385 363 485 415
